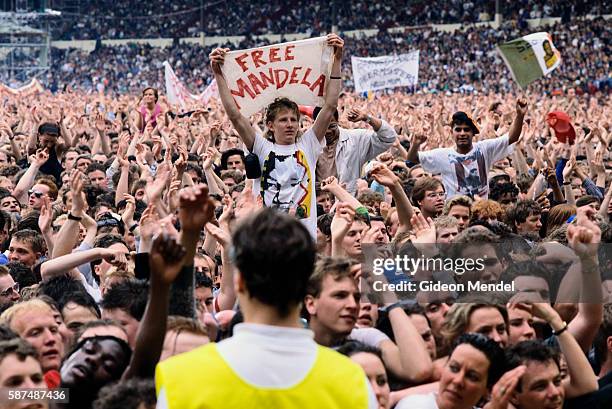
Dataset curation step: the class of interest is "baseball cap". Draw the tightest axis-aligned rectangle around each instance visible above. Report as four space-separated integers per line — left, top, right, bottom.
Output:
546 111 575 145
451 112 479 134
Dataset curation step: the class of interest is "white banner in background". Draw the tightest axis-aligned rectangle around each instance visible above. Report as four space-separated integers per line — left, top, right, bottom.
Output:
220 37 333 117
164 61 218 110
351 51 419 93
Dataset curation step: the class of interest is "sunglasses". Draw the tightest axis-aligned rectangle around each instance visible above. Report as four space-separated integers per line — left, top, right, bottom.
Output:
28 189 44 198
0 282 19 297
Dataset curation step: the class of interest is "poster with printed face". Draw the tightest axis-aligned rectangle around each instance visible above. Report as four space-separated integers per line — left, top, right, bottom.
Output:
220 37 333 117
351 51 420 93
497 32 561 88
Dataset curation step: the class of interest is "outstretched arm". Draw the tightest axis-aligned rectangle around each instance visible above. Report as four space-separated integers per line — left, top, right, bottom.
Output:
209 48 257 151
508 98 527 145
312 34 344 142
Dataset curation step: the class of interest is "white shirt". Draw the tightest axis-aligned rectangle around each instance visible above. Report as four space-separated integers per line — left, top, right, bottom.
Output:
418 134 514 199
331 120 397 195
252 128 324 238
396 392 440 409
157 323 377 408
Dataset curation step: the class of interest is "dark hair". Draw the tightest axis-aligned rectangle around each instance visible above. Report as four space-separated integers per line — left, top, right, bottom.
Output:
505 340 560 392
594 304 612 365
195 271 213 289
317 213 333 237
265 98 300 141
93 378 156 409
337 340 383 360
16 213 42 233
94 234 127 249
451 112 479 134
11 229 45 254
576 195 600 208
452 333 505 387
0 324 18 341
232 208 315 317
100 279 148 321
39 275 88 304
220 149 246 170
86 162 107 176
490 182 519 202
508 200 541 229
499 260 550 284
74 319 127 343
59 291 102 319
7 261 37 288
142 87 159 103
0 338 39 364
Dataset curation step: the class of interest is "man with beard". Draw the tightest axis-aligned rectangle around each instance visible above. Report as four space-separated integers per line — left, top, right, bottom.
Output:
407 99 527 199
315 107 397 195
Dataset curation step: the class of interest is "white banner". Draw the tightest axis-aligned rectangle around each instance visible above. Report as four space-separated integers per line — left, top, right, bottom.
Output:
351 51 419 93
164 61 218 110
220 37 333 117
0 78 44 96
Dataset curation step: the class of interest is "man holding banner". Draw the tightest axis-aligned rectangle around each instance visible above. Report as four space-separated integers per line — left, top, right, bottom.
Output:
209 34 344 238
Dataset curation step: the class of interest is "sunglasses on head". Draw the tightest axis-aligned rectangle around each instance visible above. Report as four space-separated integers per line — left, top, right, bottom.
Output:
28 189 44 198
0 282 19 297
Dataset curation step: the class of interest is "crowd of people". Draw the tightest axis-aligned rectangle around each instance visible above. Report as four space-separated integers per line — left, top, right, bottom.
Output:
46 0 609 40
33 16 609 97
0 6 610 409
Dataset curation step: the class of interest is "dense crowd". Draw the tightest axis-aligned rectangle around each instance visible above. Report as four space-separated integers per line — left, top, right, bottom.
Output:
46 0 610 40
0 13 610 409
34 16 610 97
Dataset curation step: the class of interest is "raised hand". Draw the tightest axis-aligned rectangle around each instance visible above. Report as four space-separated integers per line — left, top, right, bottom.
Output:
410 213 436 244
205 222 231 247
31 148 49 167
326 33 344 59
347 108 366 123
70 170 87 216
331 203 355 241
209 48 230 75
516 98 528 116
567 206 601 259
149 233 186 286
38 196 53 234
370 163 400 187
485 365 527 409
178 184 215 233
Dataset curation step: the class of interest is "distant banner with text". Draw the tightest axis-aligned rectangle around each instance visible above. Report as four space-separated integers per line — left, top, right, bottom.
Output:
220 37 333 117
351 51 419 93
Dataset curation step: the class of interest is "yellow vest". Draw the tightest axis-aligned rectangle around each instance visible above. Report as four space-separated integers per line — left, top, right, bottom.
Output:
156 343 369 409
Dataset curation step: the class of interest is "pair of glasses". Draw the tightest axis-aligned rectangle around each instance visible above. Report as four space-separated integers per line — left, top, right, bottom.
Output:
28 189 44 198
426 192 446 199
0 282 19 297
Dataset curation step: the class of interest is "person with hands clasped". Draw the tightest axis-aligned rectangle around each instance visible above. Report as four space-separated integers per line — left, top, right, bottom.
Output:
210 34 344 237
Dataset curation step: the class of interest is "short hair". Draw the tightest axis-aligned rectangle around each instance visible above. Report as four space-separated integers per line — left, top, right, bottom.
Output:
59 291 101 319
411 176 444 206
337 340 383 360
74 319 127 343
317 213 333 237
440 303 508 349
86 162 107 176
516 173 535 194
39 275 88 304
93 378 156 409
142 87 159 102
357 190 384 209
472 200 504 221
434 215 459 230
10 229 45 254
0 324 18 341
220 169 245 184
443 195 473 216
0 338 39 366
508 200 541 226
166 316 207 337
505 340 560 391
0 299 53 327
312 106 339 121
452 333 506 387
499 260 550 284
94 233 127 249
35 178 58 200
306 257 356 299
489 182 519 202
100 279 148 321
576 195 600 208
265 98 300 141
7 261 37 288
232 208 316 318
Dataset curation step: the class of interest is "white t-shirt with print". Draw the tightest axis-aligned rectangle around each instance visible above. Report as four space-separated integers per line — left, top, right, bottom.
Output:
418 134 514 199
252 128 325 238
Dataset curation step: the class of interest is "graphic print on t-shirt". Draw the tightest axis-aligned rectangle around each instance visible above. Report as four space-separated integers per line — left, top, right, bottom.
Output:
450 149 487 198
260 149 313 219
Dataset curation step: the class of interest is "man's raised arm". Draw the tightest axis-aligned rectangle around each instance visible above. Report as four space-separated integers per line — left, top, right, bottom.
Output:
312 34 344 142
210 48 256 151
406 133 427 164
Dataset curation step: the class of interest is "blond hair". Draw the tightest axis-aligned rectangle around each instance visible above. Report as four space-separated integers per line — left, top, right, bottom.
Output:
0 299 54 328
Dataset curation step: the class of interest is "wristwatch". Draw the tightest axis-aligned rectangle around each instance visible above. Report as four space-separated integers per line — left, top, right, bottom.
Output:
68 213 82 221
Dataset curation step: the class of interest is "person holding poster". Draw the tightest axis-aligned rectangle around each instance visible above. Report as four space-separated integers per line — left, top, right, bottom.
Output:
209 34 344 238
